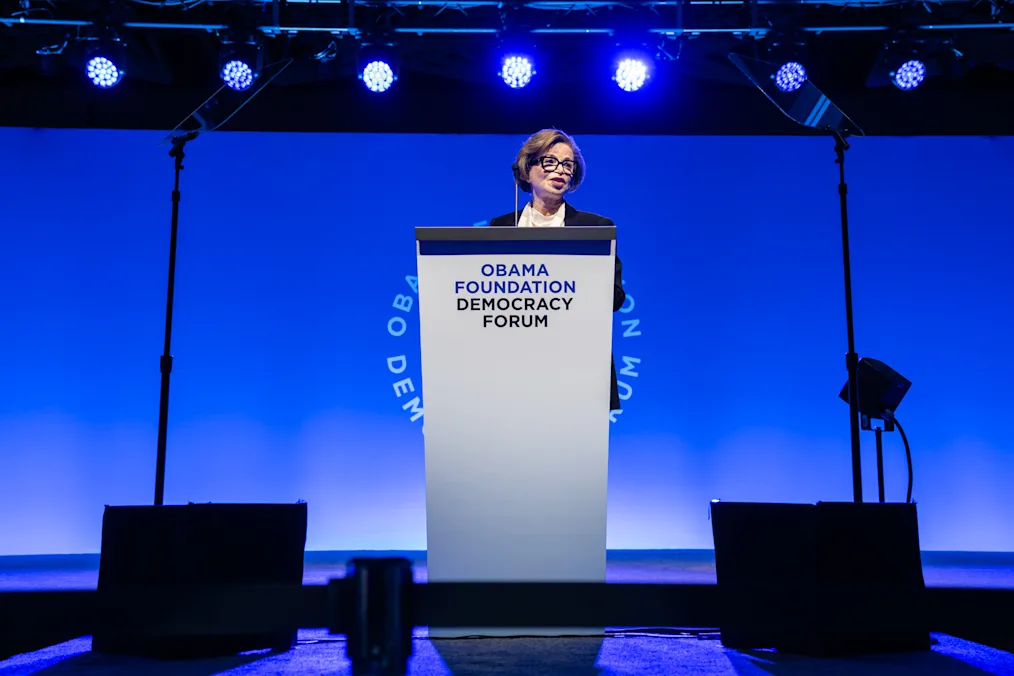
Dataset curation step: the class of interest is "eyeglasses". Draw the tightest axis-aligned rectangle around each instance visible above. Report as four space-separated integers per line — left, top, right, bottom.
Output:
534 156 576 175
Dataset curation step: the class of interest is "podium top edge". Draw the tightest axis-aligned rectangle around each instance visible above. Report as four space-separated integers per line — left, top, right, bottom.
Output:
415 226 615 241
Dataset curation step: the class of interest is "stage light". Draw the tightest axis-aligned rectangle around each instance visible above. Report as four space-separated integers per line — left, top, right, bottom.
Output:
838 357 911 422
501 55 534 89
86 55 122 88
221 59 255 92
361 60 395 93
866 41 941 90
750 35 809 94
774 61 807 93
614 58 648 92
839 357 914 503
892 59 926 91
217 38 262 94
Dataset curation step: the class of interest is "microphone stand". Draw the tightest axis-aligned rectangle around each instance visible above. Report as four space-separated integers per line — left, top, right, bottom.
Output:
832 129 863 503
154 130 199 507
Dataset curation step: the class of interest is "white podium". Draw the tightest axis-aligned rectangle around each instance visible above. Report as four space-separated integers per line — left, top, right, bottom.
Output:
416 225 616 637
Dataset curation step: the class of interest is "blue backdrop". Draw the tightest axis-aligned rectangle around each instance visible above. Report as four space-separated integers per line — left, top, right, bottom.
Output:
1 128 1011 555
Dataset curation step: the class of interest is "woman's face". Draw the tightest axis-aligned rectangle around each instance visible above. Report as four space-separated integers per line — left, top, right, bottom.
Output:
528 142 576 201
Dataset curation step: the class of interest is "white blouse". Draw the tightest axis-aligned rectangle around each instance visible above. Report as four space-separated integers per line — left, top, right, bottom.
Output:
517 203 565 228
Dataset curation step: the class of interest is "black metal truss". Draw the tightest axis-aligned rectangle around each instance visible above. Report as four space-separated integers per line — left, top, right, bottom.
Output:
2 0 1012 135
2 0 1011 40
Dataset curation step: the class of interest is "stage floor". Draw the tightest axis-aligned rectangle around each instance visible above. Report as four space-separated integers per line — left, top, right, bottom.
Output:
3 631 1013 676
2 550 1013 675
2 549 1013 591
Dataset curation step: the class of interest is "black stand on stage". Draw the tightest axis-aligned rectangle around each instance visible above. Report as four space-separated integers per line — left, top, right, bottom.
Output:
154 130 199 507
99 128 308 658
716 54 929 657
832 130 864 503
875 424 885 502
866 414 893 503
95 60 310 660
148 59 291 506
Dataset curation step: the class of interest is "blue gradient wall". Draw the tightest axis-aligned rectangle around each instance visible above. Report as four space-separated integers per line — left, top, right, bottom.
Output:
1 128 1011 555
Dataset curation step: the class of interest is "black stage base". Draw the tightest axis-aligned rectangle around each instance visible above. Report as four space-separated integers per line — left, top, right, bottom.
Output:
711 500 930 656
92 502 308 659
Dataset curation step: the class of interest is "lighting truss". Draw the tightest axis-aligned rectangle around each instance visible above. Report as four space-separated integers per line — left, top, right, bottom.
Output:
1 0 1011 38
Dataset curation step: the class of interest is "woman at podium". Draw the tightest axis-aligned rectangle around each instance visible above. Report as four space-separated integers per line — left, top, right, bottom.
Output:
489 128 626 411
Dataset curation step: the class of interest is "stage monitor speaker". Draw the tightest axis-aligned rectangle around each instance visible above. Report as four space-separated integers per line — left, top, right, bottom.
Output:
92 502 308 658
710 500 930 657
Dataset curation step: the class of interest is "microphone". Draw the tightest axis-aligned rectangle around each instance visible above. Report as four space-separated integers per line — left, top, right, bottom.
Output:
512 161 520 226
514 179 519 227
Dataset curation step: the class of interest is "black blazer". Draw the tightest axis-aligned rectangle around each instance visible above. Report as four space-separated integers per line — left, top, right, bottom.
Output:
489 203 626 411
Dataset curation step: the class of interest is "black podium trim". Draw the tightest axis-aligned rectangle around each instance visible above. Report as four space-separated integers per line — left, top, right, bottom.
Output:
415 226 616 241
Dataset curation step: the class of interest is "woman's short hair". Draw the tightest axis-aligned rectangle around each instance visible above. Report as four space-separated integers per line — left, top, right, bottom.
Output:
514 129 586 192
